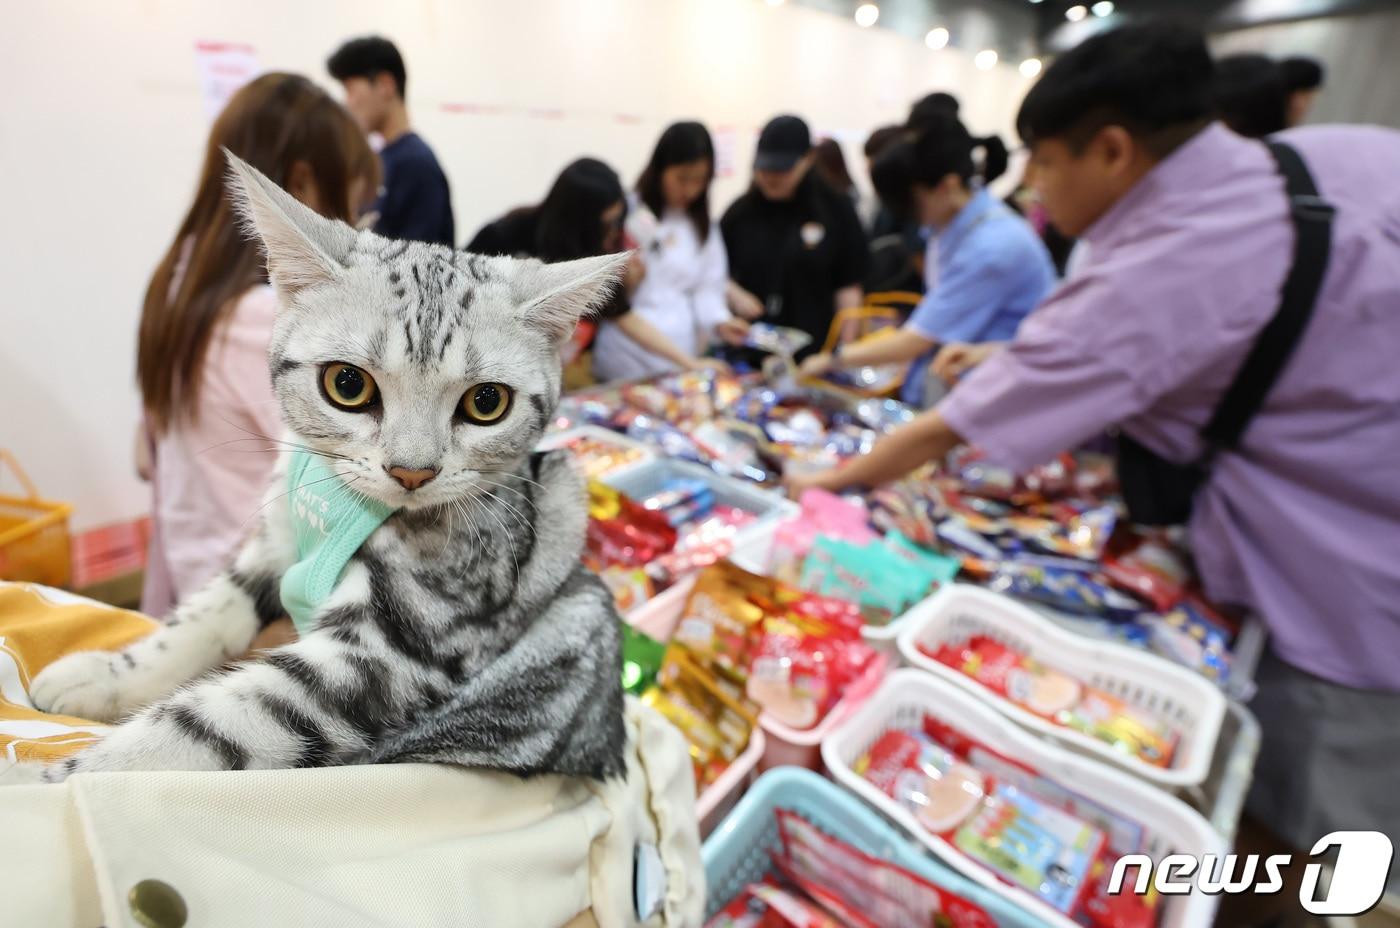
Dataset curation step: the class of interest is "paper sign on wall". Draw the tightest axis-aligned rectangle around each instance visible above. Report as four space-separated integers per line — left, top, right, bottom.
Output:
194 41 260 121
713 126 738 178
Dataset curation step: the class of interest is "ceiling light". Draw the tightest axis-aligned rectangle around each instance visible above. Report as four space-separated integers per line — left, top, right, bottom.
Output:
1020 57 1042 78
975 49 998 70
855 3 879 27
1092 1 1115 15
925 27 949 50
1066 4 1088 21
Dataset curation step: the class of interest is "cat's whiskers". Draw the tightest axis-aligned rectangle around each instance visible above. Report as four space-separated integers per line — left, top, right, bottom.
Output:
477 493 523 585
206 414 354 463
472 477 537 537
477 468 547 493
241 469 361 530
453 497 487 564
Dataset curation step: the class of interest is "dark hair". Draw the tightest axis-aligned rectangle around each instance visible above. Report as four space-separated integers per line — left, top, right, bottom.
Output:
908 92 960 132
869 140 918 222
871 115 1006 216
864 125 905 160
327 36 407 99
1280 55 1325 92
916 114 1007 187
636 121 714 241
1017 22 1214 153
138 73 375 434
1213 53 1288 138
812 138 855 195
535 158 626 262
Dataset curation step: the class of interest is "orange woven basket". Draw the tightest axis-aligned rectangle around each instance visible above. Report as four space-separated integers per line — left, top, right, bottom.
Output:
0 449 74 587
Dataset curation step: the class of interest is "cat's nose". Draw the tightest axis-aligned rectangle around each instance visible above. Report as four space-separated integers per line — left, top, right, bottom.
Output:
386 465 439 491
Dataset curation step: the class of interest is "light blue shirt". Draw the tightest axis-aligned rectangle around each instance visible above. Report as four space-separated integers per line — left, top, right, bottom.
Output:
901 188 1056 406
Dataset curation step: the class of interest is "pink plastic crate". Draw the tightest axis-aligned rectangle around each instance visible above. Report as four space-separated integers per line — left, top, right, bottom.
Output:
625 572 888 773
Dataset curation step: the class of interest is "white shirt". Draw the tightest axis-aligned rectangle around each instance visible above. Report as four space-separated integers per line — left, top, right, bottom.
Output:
592 202 730 383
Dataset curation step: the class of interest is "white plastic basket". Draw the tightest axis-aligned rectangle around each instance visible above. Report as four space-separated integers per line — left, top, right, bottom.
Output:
536 425 654 481
602 458 797 554
897 584 1226 789
823 669 1224 928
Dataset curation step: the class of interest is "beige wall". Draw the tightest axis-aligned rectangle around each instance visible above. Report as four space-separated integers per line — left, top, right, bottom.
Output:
0 0 1036 531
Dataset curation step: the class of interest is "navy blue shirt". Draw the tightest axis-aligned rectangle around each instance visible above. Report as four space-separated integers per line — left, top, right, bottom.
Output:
372 132 454 246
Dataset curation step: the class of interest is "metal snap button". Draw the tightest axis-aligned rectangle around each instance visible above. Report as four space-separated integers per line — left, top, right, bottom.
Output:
128 878 188 928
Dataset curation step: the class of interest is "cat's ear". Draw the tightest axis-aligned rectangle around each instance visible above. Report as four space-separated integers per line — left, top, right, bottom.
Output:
223 149 357 301
514 252 630 344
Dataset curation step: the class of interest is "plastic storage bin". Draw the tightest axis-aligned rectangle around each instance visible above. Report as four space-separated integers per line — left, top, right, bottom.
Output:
703 766 1051 927
626 570 887 773
536 425 653 481
823 670 1224 928
602 458 796 550
896 584 1226 789
0 450 73 587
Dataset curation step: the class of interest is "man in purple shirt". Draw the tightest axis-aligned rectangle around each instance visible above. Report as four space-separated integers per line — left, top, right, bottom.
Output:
792 22 1400 886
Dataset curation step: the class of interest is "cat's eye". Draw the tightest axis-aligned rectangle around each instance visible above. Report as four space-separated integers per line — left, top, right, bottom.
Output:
462 383 512 425
322 363 378 410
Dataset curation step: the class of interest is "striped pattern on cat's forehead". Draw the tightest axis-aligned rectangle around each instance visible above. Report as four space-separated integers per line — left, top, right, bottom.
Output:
345 236 516 369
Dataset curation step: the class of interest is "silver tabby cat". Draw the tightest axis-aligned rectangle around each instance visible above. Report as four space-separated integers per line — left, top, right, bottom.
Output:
29 153 628 781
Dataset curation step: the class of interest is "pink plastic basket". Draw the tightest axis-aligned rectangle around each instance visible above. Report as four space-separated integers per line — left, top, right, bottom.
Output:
625 572 888 773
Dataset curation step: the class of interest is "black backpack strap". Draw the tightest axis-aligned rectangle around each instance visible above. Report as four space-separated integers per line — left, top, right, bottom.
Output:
1198 141 1334 458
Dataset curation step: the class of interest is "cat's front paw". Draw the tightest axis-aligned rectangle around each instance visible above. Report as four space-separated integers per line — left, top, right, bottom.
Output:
30 651 137 722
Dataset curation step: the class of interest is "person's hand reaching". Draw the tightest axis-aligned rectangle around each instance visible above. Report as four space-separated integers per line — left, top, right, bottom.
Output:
781 469 837 501
689 357 732 374
716 317 751 347
798 352 836 379
932 341 1002 384
728 284 765 321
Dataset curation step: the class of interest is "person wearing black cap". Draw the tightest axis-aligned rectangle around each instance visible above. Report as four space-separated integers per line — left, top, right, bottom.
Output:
720 115 868 356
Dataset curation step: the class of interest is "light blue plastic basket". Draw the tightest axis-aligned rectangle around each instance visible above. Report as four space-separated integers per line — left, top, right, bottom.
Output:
702 766 1052 927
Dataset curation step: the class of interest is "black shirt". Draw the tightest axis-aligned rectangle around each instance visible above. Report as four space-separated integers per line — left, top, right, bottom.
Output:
721 175 868 350
465 208 629 320
372 132 455 246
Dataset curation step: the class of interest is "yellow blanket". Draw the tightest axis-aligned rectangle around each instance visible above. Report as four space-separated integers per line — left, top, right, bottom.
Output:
0 581 156 764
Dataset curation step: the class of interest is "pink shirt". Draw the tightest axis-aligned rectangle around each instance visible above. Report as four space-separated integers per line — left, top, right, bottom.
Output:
140 285 281 617
941 123 1400 689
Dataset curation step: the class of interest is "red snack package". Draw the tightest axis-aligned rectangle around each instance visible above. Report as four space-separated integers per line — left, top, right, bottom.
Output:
1103 530 1191 613
703 878 824 928
926 636 1082 718
772 809 1000 928
586 481 678 568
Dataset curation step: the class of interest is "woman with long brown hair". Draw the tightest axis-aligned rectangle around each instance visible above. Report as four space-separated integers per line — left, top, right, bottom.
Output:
136 73 377 617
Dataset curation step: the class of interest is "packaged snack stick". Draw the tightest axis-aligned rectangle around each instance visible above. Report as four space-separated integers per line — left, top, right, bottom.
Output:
1055 689 1177 768
855 728 987 834
673 562 769 675
1103 531 1192 613
928 636 1082 717
599 565 653 612
953 783 1105 915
